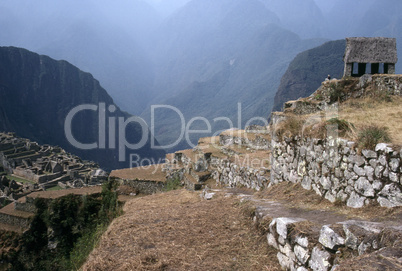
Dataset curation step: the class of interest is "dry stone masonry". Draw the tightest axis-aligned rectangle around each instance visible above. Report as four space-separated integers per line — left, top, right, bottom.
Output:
271 137 402 208
0 132 108 202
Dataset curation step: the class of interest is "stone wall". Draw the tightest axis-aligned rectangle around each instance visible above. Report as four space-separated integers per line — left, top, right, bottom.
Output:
14 197 36 213
212 158 270 191
116 179 165 195
256 212 401 271
271 136 402 208
12 168 63 183
0 211 31 228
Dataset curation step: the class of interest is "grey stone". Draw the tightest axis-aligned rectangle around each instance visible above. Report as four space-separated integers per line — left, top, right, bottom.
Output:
343 225 359 250
336 190 348 202
279 243 294 260
353 165 366 176
379 155 387 166
277 252 295 271
364 166 374 180
312 184 323 197
351 155 365 167
369 159 378 168
383 167 389 178
319 225 345 250
372 180 383 191
347 191 366 208
295 235 309 248
301 176 312 190
362 149 377 159
203 192 215 200
276 217 306 239
325 191 336 203
309 246 332 271
320 177 332 190
267 232 278 249
358 241 371 256
390 158 400 172
297 267 308 271
354 177 375 197
389 172 399 183
375 165 384 178
294 244 310 265
375 143 393 153
378 184 402 207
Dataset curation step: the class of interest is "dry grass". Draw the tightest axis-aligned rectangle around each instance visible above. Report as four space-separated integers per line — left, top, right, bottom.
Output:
339 96 402 146
110 165 167 182
82 189 280 271
27 186 102 199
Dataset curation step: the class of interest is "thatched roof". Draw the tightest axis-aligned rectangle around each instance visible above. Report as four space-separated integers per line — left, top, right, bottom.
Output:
344 37 398 63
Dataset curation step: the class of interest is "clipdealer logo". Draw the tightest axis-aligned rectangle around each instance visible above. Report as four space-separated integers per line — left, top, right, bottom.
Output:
64 103 269 164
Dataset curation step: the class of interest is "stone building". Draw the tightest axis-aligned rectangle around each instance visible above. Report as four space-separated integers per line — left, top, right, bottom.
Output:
343 37 398 77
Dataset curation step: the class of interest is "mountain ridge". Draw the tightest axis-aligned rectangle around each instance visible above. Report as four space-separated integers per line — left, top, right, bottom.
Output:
0 46 165 170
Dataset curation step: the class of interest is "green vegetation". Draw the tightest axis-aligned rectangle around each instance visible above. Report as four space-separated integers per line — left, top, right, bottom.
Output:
46 185 64 191
6 174 34 184
8 180 121 271
164 176 182 191
357 125 391 150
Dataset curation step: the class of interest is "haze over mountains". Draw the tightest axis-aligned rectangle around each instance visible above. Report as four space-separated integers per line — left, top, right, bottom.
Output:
1 0 402 154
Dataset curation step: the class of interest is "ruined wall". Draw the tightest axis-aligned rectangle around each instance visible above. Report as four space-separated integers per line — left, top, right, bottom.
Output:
212 158 269 191
271 137 402 208
116 179 165 195
255 212 401 271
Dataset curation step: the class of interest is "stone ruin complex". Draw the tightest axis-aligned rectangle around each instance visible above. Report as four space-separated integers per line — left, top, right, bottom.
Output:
0 132 108 203
343 37 398 77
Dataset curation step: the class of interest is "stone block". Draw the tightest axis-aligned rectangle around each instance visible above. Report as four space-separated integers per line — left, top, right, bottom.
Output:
390 158 400 172
294 244 310 265
362 150 377 159
309 246 332 271
354 177 374 197
347 191 366 208
353 165 366 176
319 225 345 250
350 155 365 167
378 184 402 207
277 252 295 271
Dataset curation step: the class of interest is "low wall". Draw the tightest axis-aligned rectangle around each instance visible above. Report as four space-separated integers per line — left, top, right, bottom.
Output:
14 197 36 213
13 168 63 183
254 212 401 271
0 211 32 229
271 136 402 208
116 179 165 195
212 158 270 191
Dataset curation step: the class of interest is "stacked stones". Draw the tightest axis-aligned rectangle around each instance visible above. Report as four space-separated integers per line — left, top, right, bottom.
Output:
271 136 402 208
260 214 401 271
213 159 269 191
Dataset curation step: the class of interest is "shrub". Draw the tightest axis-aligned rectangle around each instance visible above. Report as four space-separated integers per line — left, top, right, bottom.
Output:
165 176 182 191
357 125 391 150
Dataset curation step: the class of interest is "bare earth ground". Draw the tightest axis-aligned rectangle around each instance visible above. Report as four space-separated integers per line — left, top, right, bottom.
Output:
82 189 281 271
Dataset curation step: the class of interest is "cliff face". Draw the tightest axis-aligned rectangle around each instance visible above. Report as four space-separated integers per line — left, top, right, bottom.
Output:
272 40 346 112
0 46 165 170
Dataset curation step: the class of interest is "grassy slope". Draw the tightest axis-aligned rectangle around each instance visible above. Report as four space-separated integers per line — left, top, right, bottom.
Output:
82 189 280 271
